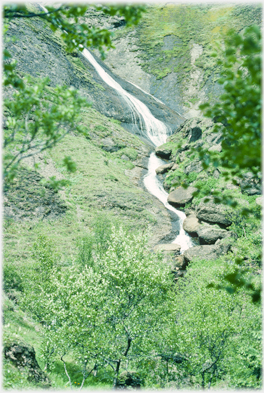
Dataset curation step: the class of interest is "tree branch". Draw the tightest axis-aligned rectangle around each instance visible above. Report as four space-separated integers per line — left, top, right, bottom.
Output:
4 7 63 20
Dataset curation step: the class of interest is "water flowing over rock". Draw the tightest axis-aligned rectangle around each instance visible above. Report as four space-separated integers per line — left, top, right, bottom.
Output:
82 45 194 253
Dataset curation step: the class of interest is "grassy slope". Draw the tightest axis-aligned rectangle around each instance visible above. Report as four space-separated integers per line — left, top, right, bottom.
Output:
3 12 165 389
3 5 262 389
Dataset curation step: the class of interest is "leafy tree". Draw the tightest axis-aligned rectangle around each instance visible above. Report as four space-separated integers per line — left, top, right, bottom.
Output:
198 25 261 202
168 259 262 389
3 3 146 183
21 226 173 388
191 25 262 303
4 4 146 57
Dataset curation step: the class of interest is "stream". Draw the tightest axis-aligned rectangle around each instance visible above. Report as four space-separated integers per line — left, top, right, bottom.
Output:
82 50 194 253
37 3 192 253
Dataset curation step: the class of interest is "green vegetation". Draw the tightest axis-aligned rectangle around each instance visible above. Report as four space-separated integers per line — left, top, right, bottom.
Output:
113 3 261 103
21 225 173 388
3 220 261 389
3 3 262 390
199 25 261 186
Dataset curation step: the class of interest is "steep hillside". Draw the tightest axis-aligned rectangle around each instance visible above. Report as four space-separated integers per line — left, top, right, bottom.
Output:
102 3 261 117
3 3 262 390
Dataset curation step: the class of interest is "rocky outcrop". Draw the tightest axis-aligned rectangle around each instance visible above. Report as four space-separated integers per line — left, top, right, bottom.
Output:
171 255 189 281
5 16 184 149
100 137 123 152
154 243 181 255
168 186 197 208
183 239 232 264
183 214 200 235
156 162 173 174
240 172 261 195
4 168 67 221
197 225 231 245
116 371 143 388
184 160 203 175
155 146 172 159
4 343 51 387
196 200 231 227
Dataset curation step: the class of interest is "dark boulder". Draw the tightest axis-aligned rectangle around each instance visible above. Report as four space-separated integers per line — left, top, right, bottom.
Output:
155 146 172 159
4 342 51 387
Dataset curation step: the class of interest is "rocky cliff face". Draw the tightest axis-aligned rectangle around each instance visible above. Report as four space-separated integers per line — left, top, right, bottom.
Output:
5 14 184 146
99 3 261 118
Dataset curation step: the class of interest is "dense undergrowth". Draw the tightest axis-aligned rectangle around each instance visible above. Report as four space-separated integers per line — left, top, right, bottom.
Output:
3 213 262 389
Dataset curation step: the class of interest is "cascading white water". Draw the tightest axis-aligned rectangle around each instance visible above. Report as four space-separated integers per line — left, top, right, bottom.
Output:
37 1 194 253
144 153 194 252
83 50 194 252
82 49 168 147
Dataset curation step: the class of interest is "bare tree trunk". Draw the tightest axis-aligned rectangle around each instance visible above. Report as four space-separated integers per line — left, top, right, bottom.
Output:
113 336 132 389
61 355 72 390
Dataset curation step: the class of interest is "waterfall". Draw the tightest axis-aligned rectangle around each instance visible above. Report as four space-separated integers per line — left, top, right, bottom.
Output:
38 1 193 252
82 49 167 147
83 50 193 252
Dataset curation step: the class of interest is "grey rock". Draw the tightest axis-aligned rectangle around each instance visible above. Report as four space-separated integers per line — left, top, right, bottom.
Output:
206 131 223 145
183 215 200 235
196 201 231 227
100 137 122 152
240 173 261 196
156 162 173 174
184 160 203 175
183 240 232 263
185 208 196 216
213 168 221 178
154 243 181 255
155 146 172 159
209 144 222 152
197 225 231 245
168 186 197 207
256 196 262 206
